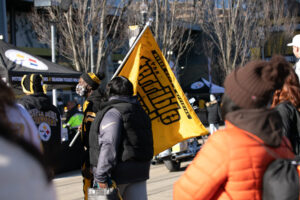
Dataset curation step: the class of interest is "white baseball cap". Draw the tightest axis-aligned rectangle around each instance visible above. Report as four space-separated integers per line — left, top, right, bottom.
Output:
287 34 300 47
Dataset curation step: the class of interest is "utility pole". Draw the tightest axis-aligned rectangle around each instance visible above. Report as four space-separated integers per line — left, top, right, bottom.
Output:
0 0 8 42
51 23 57 106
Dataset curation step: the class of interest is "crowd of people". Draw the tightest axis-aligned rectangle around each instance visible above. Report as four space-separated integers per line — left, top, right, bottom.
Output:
0 70 154 200
2 34 300 200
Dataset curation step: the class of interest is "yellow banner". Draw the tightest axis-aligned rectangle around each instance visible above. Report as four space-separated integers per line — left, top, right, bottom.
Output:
117 27 208 155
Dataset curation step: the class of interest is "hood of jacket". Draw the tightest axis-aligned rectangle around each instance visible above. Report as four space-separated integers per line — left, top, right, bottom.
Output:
19 93 52 110
99 95 139 109
109 95 138 104
225 108 283 147
86 88 106 112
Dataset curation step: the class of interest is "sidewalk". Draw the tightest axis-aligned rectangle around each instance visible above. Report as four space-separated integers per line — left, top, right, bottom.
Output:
53 161 191 200
53 124 223 200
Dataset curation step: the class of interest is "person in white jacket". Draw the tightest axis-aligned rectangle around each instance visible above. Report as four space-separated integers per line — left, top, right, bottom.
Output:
287 34 300 82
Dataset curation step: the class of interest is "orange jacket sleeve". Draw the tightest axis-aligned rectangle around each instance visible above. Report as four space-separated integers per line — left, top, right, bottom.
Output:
174 131 229 200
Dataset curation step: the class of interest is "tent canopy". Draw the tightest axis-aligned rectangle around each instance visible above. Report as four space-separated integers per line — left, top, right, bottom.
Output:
185 77 224 94
0 40 81 87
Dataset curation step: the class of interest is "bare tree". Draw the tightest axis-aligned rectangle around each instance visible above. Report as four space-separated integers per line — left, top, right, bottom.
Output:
196 0 298 76
29 0 132 72
127 0 197 71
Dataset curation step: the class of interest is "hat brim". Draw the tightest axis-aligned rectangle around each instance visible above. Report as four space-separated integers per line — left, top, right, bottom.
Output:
287 42 300 47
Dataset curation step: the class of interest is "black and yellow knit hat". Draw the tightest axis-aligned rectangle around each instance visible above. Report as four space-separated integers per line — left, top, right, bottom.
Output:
21 74 47 94
81 72 105 90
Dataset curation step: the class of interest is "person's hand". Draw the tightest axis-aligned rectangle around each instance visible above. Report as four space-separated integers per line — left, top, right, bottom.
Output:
98 182 107 188
78 125 82 132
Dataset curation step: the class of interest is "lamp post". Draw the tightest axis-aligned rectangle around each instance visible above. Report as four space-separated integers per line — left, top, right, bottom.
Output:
167 50 173 63
0 0 7 42
87 5 95 73
127 1 148 49
50 23 57 106
140 1 148 26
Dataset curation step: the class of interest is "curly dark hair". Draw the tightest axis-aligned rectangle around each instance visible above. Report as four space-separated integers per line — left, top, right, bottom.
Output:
271 67 300 111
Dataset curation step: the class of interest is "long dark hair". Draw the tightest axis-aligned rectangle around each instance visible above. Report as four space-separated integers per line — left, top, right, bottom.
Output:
0 78 52 182
272 67 300 112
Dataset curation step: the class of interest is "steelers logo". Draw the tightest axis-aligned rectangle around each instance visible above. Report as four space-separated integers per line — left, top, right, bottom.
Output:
38 122 51 141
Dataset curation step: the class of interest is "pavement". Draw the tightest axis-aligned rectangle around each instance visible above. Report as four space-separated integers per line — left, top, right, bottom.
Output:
53 161 191 200
53 125 222 199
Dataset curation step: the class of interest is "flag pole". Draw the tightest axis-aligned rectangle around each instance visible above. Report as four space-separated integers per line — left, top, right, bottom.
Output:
112 19 152 79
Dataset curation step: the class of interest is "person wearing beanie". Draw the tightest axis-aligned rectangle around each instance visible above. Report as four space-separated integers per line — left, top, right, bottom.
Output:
206 94 222 134
76 71 106 200
287 34 300 82
18 74 62 174
174 55 294 200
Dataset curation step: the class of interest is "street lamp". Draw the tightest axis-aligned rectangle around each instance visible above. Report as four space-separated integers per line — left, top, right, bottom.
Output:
167 50 173 62
140 1 148 26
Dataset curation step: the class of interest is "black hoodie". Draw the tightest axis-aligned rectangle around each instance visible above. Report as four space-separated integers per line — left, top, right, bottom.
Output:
81 88 106 148
226 108 284 147
18 93 62 172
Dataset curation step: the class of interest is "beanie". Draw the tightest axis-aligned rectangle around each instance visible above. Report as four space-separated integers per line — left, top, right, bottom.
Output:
224 55 290 109
81 72 105 90
21 74 46 94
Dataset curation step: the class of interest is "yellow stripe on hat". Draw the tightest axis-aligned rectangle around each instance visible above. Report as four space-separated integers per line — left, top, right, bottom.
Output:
88 73 101 84
30 74 35 94
21 75 33 94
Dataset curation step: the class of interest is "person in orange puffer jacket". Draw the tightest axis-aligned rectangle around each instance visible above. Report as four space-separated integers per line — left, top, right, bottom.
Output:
174 55 295 200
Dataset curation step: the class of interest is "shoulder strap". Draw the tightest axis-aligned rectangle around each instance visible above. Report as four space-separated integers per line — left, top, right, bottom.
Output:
242 131 292 159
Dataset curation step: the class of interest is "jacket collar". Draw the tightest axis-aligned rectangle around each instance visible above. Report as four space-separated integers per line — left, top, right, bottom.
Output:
225 108 283 147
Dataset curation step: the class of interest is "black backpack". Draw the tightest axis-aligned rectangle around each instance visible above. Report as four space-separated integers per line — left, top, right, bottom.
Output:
244 132 300 200
262 157 300 200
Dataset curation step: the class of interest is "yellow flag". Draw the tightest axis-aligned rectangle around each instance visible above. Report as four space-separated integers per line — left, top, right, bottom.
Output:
116 27 208 155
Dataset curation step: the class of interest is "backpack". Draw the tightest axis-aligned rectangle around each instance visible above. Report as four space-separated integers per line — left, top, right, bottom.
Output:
244 132 300 200
262 157 300 200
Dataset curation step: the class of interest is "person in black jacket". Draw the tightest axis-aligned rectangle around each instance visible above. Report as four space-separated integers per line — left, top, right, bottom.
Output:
206 94 222 134
89 76 153 200
75 72 106 200
272 66 300 155
18 73 62 174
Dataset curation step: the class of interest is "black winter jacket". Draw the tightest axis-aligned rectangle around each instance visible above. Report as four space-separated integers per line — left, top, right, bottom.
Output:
206 100 222 124
275 101 300 155
18 93 62 171
81 88 106 148
89 96 153 184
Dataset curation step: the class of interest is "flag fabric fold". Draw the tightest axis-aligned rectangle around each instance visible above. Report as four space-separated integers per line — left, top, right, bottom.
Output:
116 27 208 155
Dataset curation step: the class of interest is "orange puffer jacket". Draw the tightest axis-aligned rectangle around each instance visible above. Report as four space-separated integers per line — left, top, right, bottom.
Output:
174 122 294 200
